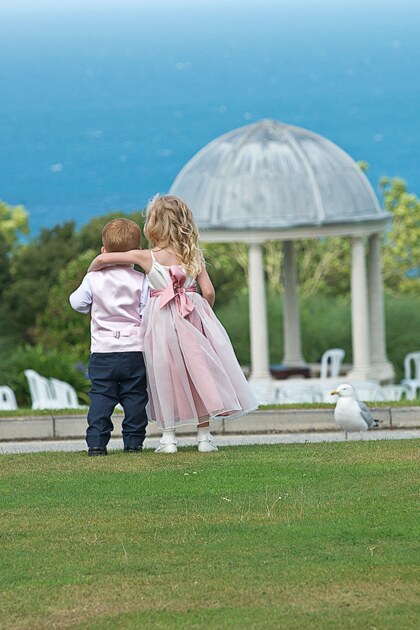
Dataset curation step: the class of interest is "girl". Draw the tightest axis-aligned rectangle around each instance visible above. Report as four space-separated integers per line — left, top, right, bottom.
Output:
88 195 258 453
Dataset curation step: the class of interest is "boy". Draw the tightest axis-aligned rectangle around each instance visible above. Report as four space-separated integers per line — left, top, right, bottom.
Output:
69 218 148 456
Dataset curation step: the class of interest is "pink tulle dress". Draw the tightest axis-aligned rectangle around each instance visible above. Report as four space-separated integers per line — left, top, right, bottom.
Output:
140 251 258 429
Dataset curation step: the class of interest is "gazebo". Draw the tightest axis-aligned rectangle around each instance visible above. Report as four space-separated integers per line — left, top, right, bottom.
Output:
169 119 394 390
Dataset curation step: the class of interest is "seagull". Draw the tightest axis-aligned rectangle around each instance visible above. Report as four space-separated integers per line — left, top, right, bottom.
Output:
330 383 380 439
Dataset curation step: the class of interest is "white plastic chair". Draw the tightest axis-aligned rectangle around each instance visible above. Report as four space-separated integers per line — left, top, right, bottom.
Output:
24 370 58 409
374 385 409 402
320 348 345 379
275 383 322 404
352 382 381 402
50 378 85 409
400 352 420 400
0 386 18 410
250 381 278 405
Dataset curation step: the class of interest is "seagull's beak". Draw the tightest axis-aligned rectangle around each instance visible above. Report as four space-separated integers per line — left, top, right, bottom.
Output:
330 390 338 395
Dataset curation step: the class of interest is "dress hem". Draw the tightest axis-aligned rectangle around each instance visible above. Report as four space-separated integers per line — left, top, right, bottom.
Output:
148 405 260 430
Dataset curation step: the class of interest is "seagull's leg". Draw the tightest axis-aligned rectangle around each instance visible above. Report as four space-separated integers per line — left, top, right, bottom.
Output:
345 431 348 441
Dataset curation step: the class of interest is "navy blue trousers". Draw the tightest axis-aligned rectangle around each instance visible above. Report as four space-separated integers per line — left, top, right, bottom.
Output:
87 352 148 450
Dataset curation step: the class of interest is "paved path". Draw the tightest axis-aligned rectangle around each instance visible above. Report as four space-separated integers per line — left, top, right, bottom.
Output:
1 429 419 454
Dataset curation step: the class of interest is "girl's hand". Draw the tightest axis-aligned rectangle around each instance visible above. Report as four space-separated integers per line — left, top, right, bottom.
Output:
88 254 108 271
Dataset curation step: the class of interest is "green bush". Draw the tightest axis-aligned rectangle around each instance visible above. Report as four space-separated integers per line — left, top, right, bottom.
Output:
300 294 352 363
215 291 352 366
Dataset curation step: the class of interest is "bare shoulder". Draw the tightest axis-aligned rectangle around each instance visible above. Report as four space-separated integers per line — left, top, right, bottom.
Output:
134 249 153 273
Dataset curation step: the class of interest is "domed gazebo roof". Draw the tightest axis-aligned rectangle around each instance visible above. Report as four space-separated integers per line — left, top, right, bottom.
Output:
169 119 390 233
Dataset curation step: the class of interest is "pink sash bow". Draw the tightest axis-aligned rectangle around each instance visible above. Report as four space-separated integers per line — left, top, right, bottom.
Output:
150 266 196 317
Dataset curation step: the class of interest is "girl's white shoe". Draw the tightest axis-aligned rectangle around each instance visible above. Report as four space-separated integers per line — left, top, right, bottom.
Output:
155 429 177 454
155 441 178 454
197 433 218 452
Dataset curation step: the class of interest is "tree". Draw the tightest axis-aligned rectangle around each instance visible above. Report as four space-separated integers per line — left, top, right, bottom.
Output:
0 201 29 336
202 242 248 305
296 237 351 297
0 201 29 300
380 177 420 294
34 250 95 355
2 222 79 338
0 235 11 299
0 200 28 246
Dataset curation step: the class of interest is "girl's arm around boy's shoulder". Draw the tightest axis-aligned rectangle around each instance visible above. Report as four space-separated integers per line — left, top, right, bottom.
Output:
88 249 153 273
196 264 215 307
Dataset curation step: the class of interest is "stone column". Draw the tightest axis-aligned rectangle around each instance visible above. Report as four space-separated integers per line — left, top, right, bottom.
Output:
248 242 271 381
348 236 371 380
368 233 394 381
282 240 305 366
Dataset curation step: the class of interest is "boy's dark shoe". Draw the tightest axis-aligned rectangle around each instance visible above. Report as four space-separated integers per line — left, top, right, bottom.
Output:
124 446 143 453
88 447 107 457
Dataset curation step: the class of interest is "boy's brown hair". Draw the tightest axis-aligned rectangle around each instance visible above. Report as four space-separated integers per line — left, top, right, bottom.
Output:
102 219 141 252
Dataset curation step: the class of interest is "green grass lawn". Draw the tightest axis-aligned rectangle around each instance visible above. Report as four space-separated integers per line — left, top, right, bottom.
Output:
0 441 419 629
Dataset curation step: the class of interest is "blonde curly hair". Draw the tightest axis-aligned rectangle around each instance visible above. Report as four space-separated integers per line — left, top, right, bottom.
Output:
144 195 203 277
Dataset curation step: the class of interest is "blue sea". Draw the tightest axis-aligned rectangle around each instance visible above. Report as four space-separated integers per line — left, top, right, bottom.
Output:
0 0 419 234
